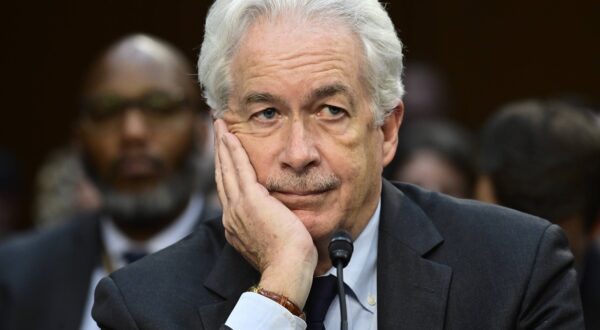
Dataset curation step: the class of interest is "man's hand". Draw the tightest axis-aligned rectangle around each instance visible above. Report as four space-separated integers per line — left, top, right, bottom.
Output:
214 119 317 308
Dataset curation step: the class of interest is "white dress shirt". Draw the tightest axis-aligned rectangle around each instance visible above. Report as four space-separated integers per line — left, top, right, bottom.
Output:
226 199 381 330
79 194 204 330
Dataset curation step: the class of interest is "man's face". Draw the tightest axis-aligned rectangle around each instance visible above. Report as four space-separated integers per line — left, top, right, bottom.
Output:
225 18 401 241
79 57 196 199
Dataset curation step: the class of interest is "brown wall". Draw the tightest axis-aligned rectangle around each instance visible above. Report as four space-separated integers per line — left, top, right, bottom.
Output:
0 0 598 229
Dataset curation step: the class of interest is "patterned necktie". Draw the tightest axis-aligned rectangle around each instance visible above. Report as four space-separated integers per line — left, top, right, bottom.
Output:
305 275 338 330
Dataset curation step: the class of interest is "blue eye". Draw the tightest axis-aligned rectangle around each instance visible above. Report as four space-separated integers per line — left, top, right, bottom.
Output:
326 106 343 115
261 108 277 119
319 105 346 119
252 108 279 122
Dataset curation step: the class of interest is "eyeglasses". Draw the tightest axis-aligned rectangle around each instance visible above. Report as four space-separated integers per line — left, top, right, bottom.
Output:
81 91 193 127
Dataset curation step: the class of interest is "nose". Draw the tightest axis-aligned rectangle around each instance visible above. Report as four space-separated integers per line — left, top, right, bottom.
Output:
279 120 320 173
119 109 149 147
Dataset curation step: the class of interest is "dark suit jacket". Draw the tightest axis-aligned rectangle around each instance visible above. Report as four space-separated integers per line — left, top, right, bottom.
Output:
581 241 600 329
92 181 584 329
0 202 218 330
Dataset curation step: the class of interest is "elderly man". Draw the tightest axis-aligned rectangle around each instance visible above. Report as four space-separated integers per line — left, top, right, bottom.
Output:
0 34 216 329
93 1 583 329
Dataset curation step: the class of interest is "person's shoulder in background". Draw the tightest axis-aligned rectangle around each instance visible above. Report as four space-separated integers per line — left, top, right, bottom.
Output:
92 216 227 329
0 212 101 272
0 212 102 328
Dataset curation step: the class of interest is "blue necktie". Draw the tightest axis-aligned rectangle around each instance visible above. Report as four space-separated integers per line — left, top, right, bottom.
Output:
122 250 147 264
305 275 338 330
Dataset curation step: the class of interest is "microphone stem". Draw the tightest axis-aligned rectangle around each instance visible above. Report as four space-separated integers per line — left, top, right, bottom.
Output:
336 261 348 330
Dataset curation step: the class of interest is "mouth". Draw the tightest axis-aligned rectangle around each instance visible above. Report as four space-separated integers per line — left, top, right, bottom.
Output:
272 189 330 196
270 188 333 208
119 160 156 177
112 156 163 182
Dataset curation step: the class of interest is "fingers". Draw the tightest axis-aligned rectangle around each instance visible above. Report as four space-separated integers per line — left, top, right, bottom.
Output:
215 119 240 201
221 130 259 189
215 119 260 195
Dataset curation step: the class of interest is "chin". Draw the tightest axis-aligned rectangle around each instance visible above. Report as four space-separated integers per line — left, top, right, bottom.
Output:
293 209 340 242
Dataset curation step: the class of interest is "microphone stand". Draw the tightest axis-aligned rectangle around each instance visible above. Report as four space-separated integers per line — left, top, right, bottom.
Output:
335 260 349 330
329 231 354 330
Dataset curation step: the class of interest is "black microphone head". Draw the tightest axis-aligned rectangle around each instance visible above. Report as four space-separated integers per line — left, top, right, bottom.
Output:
328 230 354 268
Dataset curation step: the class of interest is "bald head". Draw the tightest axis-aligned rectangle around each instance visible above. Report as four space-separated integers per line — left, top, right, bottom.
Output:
83 34 200 105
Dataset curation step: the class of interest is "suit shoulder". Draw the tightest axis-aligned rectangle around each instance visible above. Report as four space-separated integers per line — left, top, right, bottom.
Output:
381 182 581 328
107 216 226 304
392 182 563 273
0 213 100 267
398 182 552 239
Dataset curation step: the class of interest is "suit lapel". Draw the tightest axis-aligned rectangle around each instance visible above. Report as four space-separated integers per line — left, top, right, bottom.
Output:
198 243 260 330
378 180 452 329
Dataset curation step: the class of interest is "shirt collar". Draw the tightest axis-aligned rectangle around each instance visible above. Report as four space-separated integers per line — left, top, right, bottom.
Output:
325 198 380 313
101 194 204 269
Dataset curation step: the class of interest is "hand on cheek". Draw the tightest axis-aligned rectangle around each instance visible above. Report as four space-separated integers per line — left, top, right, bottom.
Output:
214 119 317 308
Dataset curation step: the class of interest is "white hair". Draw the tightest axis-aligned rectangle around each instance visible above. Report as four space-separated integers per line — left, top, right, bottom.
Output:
198 0 404 125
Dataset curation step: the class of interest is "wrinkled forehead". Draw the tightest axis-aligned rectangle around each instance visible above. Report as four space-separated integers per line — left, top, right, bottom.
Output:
229 16 369 102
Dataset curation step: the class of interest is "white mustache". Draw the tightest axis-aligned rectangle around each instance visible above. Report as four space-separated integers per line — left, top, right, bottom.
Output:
266 170 341 194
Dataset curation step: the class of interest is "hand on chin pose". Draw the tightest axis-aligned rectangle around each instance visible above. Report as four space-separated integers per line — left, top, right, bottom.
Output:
214 119 317 309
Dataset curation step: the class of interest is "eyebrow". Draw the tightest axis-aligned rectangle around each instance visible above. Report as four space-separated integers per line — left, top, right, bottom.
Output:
308 83 356 110
311 84 351 101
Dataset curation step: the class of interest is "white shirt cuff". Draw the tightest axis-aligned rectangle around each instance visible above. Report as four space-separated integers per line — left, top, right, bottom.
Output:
225 292 306 330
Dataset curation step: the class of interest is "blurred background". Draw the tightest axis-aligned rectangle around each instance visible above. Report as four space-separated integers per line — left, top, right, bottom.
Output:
0 0 598 232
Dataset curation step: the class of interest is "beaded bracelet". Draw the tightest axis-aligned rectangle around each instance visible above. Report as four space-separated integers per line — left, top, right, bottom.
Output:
248 285 306 320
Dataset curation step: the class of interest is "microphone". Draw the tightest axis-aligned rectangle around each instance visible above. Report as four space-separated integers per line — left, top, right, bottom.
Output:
329 230 354 330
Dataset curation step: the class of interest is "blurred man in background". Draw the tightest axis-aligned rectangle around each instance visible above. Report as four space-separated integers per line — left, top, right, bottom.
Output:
0 34 217 330
384 120 476 198
476 99 600 329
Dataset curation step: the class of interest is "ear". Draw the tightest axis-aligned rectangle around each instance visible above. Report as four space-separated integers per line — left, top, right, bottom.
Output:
381 101 404 167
